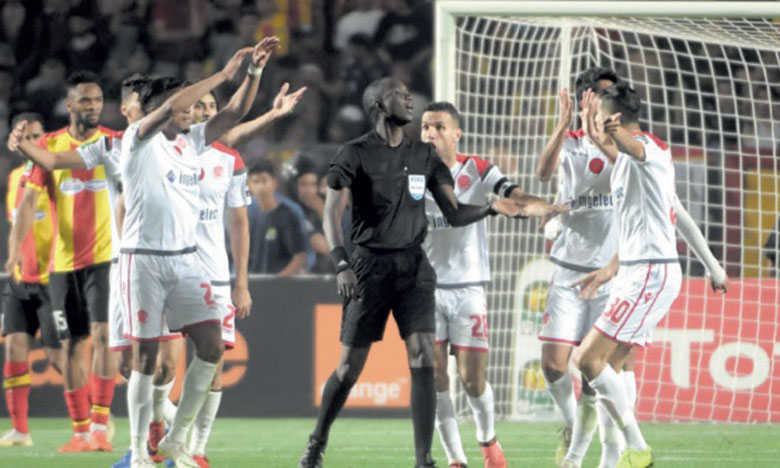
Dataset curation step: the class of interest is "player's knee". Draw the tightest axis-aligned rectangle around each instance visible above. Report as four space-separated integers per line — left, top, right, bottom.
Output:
156 357 177 383
406 337 434 368
575 352 603 382
434 368 449 391
461 377 485 397
196 340 224 364
541 364 566 383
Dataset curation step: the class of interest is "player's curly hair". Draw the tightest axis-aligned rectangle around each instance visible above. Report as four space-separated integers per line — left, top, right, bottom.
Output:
574 66 619 102
600 82 642 123
140 77 183 114
121 74 152 102
65 70 101 90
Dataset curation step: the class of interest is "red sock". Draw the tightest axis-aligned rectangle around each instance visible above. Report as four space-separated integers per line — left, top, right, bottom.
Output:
3 361 31 434
64 384 90 435
90 374 115 427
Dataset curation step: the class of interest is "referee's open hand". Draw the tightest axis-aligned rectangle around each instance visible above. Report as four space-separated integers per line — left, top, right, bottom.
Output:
337 268 359 300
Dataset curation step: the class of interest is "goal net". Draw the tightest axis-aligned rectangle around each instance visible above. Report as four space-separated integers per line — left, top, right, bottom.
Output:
434 2 780 422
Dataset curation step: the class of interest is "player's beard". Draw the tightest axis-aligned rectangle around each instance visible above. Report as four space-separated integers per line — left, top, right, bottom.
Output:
77 114 100 130
388 113 412 126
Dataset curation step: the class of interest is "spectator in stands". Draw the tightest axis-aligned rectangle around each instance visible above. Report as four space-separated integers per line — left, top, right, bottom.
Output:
247 160 306 276
334 0 385 51
289 156 331 273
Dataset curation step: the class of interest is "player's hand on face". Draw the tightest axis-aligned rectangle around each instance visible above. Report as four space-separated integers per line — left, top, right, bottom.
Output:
272 82 307 116
337 268 358 300
558 87 574 129
252 36 280 68
603 112 622 134
7 120 26 152
222 47 254 80
232 285 252 318
492 198 523 218
571 267 615 300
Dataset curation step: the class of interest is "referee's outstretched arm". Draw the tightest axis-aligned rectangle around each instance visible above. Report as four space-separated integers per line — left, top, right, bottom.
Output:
430 183 522 227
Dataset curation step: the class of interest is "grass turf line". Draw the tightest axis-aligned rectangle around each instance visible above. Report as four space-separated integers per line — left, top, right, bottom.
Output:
0 418 777 467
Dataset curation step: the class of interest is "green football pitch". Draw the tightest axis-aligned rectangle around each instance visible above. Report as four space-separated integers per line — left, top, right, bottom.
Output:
0 418 777 467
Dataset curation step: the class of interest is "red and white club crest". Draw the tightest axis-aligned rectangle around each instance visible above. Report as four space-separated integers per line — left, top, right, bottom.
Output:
176 136 188 149
213 165 224 178
137 309 148 324
457 174 472 190
589 158 604 174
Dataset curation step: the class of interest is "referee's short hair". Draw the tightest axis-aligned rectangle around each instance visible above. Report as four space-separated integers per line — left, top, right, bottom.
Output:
423 102 461 128
362 77 398 120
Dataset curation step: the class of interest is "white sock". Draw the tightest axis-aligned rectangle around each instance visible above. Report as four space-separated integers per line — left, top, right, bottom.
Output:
163 397 178 427
167 357 218 445
127 371 154 460
564 393 599 465
546 372 576 427
152 379 175 422
622 371 637 410
190 391 222 455
466 382 496 444
589 365 647 451
597 401 625 468
435 390 467 464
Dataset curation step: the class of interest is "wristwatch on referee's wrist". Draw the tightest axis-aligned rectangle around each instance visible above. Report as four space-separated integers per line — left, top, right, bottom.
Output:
331 246 350 273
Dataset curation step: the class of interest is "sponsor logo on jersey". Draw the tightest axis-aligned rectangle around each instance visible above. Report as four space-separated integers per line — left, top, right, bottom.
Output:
199 208 219 222
85 179 107 191
266 227 277 241
408 174 425 200
180 172 199 186
576 193 614 209
166 170 176 183
213 165 224 178
589 158 605 174
34 210 46 221
59 178 85 195
457 174 472 190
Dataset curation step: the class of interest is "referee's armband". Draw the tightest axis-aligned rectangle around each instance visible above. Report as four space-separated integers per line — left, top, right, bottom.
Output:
493 177 519 198
330 246 350 273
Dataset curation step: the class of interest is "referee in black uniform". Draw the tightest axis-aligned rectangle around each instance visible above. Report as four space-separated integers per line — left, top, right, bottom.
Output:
299 78 523 468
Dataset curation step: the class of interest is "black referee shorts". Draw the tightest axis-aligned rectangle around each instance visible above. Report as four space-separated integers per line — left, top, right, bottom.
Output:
340 246 437 347
1 281 61 349
49 262 110 340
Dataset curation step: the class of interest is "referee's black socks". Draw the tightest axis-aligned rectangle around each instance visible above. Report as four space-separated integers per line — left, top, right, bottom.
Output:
410 366 436 466
312 371 352 441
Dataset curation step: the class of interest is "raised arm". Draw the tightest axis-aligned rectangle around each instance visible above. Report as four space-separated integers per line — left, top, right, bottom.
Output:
581 89 619 164
8 121 86 170
220 82 307 148
229 206 252 317
137 47 253 140
5 187 39 277
673 198 728 293
429 183 523 227
205 37 280 145
537 87 574 181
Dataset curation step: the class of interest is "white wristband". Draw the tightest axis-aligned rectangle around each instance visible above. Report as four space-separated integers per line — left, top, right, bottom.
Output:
248 64 263 77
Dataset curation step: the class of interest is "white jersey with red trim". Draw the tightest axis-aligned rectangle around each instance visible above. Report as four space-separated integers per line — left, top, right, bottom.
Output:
549 129 618 271
196 142 251 283
77 131 123 259
119 122 207 253
423 154 515 286
611 132 679 264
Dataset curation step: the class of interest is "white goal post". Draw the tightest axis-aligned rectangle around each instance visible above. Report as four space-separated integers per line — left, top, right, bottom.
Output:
434 1 780 423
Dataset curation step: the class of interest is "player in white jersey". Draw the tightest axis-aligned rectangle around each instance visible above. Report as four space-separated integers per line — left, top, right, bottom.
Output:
119 39 277 468
6 75 152 450
571 83 727 468
535 67 625 468
421 102 566 468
